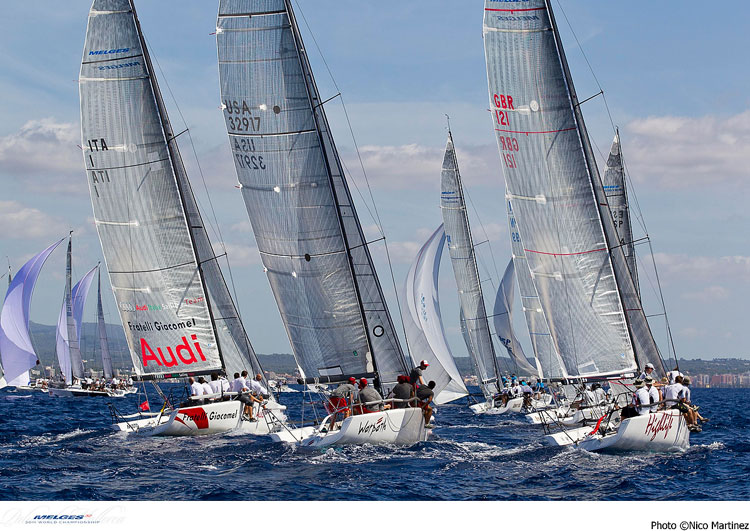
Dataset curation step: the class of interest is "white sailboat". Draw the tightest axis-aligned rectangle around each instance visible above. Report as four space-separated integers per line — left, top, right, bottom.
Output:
79 0 285 436
216 0 427 446
0 239 65 390
402 224 469 405
483 0 687 451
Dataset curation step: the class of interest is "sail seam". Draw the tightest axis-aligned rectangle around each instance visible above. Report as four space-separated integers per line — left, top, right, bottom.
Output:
82 53 143 65
228 129 315 138
85 157 169 171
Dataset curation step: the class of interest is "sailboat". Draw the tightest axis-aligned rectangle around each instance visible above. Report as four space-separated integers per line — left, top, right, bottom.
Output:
483 0 688 450
402 224 469 405
216 0 427 446
79 0 285 436
0 239 66 390
439 132 512 414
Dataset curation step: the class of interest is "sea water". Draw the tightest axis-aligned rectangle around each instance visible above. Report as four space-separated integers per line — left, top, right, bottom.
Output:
0 386 747 500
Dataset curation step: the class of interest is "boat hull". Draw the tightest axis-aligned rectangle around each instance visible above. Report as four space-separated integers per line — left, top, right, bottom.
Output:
119 399 288 437
48 387 111 398
545 410 690 452
470 395 552 415
270 407 427 447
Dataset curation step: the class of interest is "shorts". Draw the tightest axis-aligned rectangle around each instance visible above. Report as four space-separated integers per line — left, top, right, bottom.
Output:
672 402 690 413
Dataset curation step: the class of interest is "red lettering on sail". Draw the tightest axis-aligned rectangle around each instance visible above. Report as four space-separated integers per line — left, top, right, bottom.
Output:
159 346 179 368
140 337 162 367
175 336 198 364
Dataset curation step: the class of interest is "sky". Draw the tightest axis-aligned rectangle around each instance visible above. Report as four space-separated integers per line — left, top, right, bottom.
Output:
1 1 749 363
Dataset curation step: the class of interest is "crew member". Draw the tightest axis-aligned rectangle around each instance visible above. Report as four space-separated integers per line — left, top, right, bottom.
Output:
410 360 429 390
327 377 357 430
392 375 413 408
416 380 436 425
355 378 384 414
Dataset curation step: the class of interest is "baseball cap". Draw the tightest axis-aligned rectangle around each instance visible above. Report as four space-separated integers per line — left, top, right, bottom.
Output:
348 377 356 384
419 360 430 368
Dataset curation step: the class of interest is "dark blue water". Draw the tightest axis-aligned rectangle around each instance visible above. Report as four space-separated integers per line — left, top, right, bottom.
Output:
0 386 746 500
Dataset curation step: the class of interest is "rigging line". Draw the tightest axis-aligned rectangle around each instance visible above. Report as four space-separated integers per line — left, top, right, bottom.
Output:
293 0 411 365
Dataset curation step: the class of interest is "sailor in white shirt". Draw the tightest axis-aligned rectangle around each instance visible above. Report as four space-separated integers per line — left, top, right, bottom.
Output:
250 373 268 398
583 385 597 406
189 377 204 397
592 383 607 405
667 369 683 385
209 373 223 395
633 380 651 416
645 377 660 412
231 372 248 393
198 377 214 396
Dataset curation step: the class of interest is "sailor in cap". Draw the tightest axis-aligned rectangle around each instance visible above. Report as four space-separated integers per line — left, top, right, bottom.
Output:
410 360 429 390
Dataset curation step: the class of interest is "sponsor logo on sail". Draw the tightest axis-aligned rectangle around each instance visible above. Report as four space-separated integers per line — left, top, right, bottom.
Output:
89 48 130 55
140 334 207 368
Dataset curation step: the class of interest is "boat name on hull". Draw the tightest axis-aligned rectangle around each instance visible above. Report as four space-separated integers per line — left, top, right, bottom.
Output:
357 416 387 436
644 412 675 441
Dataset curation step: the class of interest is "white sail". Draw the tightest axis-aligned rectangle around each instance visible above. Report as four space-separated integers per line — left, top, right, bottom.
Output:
440 133 500 398
402 225 468 405
484 0 639 378
80 0 264 382
217 0 408 392
96 268 113 381
493 259 539 378
507 197 566 380
0 239 65 388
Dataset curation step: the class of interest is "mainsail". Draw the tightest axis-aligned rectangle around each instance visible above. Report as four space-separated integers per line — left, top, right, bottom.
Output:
80 0 263 381
506 198 566 380
216 0 408 391
96 268 113 381
439 133 500 398
493 259 539 378
0 239 65 388
483 0 663 378
402 225 468 404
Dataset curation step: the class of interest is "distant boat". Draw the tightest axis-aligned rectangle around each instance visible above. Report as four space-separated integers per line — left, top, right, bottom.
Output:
0 239 65 389
217 0 427 446
483 0 687 451
79 0 285 435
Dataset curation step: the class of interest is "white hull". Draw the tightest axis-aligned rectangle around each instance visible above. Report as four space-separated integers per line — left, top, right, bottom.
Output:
470 395 552 415
526 403 608 425
113 399 287 437
48 387 114 398
545 410 690 452
270 407 427 447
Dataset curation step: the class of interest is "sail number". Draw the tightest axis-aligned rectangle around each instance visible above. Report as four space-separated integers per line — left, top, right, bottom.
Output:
224 99 261 132
235 154 266 170
493 93 514 127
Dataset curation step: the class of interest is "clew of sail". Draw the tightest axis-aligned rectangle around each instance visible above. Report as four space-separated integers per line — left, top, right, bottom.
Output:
402 225 468 404
493 259 540 378
80 0 263 382
484 0 640 379
440 134 500 398
0 239 65 388
506 198 567 380
216 0 408 391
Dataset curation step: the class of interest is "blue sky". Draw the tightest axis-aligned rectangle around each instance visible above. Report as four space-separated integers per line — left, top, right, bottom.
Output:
1 1 748 362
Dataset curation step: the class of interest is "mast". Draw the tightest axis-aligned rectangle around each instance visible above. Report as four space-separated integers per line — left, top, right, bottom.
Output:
97 266 113 381
127 0 224 366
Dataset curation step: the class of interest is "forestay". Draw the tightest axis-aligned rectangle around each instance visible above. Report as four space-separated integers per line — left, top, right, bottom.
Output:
216 0 407 390
80 0 262 381
493 259 539 378
440 134 500 398
402 225 468 404
0 239 64 388
506 198 566 380
484 0 638 378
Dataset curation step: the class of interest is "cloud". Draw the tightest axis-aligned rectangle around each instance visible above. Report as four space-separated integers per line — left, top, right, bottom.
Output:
0 118 84 194
342 143 502 191
624 110 750 189
0 200 69 240
681 285 731 302
652 253 750 284
213 241 261 268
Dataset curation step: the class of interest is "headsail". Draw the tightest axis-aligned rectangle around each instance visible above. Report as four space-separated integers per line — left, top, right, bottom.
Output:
484 0 641 378
440 133 500 398
402 225 468 404
80 0 263 381
97 268 113 381
506 198 566 380
216 0 408 391
493 259 539 378
0 239 65 388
